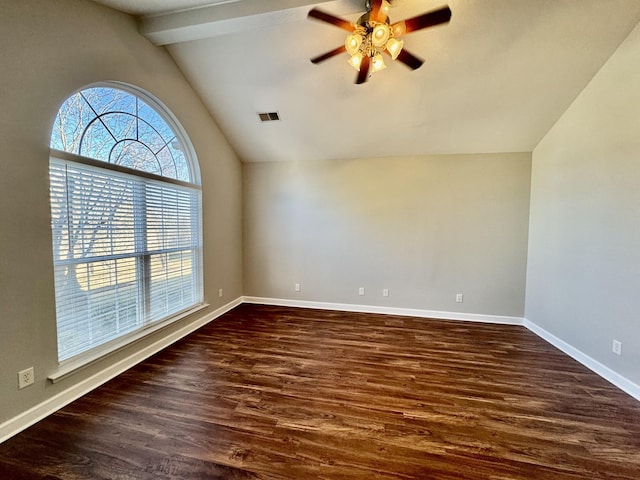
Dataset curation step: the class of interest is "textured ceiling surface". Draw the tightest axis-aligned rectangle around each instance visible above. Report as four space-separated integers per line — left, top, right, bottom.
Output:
92 0 640 162
90 0 231 16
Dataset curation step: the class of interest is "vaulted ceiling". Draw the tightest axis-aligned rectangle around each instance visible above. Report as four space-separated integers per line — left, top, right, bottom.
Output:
91 0 640 162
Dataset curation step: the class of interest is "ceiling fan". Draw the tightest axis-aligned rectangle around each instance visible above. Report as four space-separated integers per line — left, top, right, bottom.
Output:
308 0 451 84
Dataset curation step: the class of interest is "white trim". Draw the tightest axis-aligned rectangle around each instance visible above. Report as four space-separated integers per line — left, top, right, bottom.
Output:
242 296 524 325
246 297 639 402
5 298 638 445
0 297 242 445
524 319 640 402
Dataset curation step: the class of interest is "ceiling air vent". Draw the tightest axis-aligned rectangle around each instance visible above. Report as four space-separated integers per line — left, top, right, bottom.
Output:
258 112 280 122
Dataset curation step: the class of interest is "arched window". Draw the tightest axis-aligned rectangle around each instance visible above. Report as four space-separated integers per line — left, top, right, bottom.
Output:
49 84 203 362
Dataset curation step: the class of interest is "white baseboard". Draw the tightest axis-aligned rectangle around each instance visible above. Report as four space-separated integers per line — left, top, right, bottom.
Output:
246 297 639 402
0 297 242 444
242 296 524 325
524 319 640 402
4 298 638 445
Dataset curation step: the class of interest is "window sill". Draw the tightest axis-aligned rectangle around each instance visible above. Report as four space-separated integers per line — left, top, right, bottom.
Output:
48 303 209 384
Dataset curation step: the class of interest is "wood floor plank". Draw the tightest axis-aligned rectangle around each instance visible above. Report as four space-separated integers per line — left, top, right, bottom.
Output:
1 304 639 479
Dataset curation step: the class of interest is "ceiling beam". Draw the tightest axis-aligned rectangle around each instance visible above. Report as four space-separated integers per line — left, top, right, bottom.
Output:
140 0 355 45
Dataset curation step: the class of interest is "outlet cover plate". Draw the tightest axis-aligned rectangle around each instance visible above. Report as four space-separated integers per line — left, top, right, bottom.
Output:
612 339 622 355
18 367 34 389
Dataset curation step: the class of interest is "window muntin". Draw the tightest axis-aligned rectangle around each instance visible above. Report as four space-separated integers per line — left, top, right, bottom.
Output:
50 86 192 182
49 84 202 362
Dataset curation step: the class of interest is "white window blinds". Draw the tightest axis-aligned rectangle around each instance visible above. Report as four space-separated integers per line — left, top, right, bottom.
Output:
50 157 203 361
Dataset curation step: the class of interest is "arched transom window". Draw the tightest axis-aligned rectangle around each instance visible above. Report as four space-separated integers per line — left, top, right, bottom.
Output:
51 86 194 182
49 84 203 363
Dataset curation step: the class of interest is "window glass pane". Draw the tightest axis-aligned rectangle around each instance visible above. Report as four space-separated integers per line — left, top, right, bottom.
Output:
80 120 116 161
138 118 167 154
50 163 71 262
61 164 138 260
51 85 195 183
146 184 195 252
100 112 137 143
155 146 178 180
111 140 161 175
168 142 190 182
54 258 141 360
83 87 137 116
138 101 175 143
148 250 198 323
51 92 96 154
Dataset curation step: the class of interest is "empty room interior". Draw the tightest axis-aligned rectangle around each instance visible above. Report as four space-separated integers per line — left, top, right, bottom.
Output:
1 0 639 478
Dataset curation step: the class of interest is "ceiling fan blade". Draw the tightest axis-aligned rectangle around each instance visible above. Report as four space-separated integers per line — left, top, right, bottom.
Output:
369 0 385 23
311 46 347 64
395 49 424 70
308 8 354 32
356 55 371 84
392 6 451 36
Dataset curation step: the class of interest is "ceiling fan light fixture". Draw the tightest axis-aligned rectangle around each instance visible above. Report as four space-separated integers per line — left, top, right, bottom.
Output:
308 2 451 84
371 23 391 47
392 22 406 38
348 52 363 71
371 53 387 72
386 37 404 60
345 34 363 56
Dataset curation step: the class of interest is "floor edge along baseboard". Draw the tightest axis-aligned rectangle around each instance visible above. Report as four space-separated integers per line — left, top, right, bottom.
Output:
242 296 524 325
523 319 640 402
2 297 638 444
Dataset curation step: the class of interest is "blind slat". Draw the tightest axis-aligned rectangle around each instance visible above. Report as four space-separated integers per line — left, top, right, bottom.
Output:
50 158 203 361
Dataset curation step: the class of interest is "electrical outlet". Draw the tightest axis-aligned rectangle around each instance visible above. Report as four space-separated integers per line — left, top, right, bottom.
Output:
612 339 622 356
18 367 34 389
456 293 464 303
295 283 301 292
382 288 389 297
358 287 365 296
218 288 223 298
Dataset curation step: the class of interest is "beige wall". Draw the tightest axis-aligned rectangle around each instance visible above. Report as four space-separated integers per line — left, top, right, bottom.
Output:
526 23 640 385
244 153 531 317
0 0 243 423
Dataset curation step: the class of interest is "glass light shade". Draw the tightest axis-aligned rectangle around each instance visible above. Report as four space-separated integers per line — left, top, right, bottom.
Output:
348 52 363 71
372 24 391 48
381 1 391 16
372 53 387 72
392 23 406 37
345 34 363 56
386 38 404 60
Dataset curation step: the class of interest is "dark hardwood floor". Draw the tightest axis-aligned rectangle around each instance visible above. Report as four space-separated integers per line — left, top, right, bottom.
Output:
1 304 639 479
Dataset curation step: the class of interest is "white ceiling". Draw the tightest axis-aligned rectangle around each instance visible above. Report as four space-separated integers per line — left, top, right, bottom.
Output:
90 0 232 16
92 0 640 162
